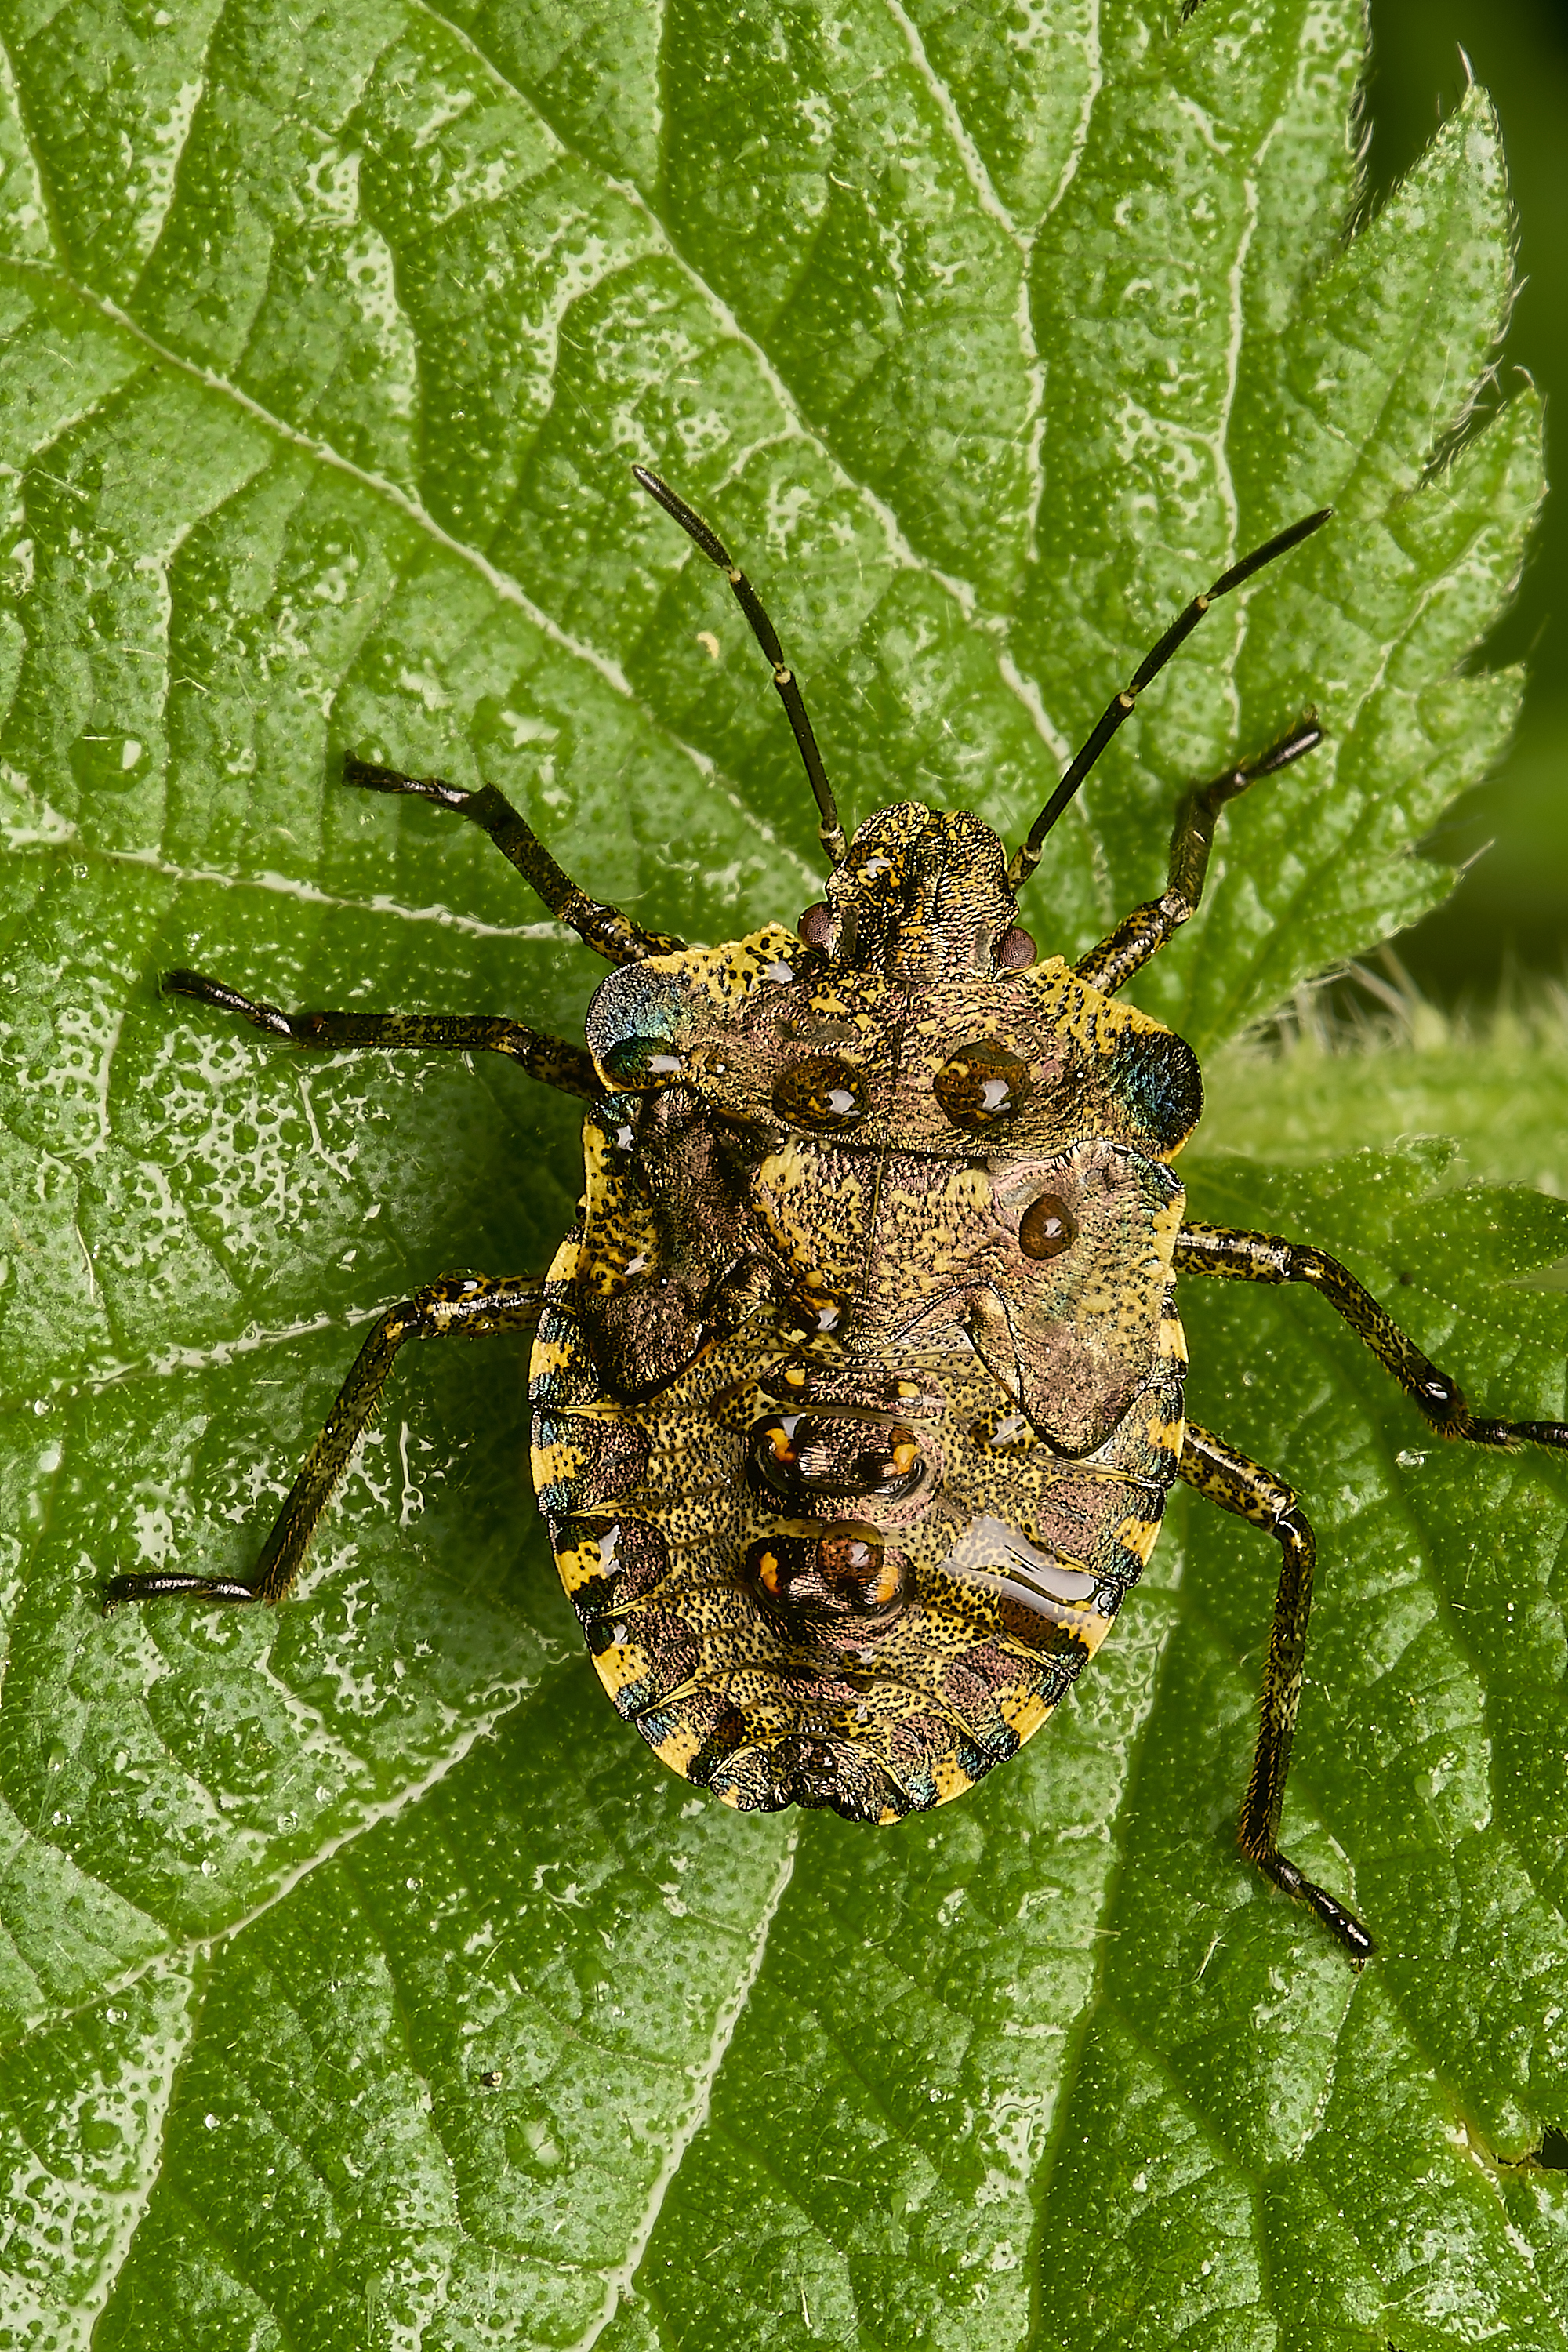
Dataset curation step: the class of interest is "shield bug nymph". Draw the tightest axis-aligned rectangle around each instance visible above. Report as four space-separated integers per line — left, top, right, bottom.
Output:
107 469 1568 1965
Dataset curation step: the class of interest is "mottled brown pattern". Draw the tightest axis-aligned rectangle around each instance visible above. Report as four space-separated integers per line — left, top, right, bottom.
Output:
532 804 1203 1821
584 928 1202 1166
535 1268 1181 1821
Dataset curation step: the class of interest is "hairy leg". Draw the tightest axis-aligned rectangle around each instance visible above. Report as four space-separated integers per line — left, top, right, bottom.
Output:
1075 717 1322 995
162 968 598 1098
1178 1223 1568 1450
1180 1420 1373 1963
343 757 684 965
105 1274 544 1610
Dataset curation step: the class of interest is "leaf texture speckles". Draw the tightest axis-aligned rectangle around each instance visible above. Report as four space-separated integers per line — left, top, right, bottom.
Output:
0 0 1559 2343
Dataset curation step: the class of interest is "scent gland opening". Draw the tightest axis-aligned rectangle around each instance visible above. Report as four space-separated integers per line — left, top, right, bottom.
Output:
746 1413 927 1504
742 1523 913 1644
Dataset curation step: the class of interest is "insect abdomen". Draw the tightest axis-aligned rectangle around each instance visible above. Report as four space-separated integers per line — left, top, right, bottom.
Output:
531 1220 1185 1824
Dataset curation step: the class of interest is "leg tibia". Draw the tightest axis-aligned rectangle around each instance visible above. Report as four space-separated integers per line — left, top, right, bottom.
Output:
163 969 597 1099
104 1275 543 1612
342 757 684 964
1180 1421 1374 1964
1178 1222 1568 1451
1075 718 1322 996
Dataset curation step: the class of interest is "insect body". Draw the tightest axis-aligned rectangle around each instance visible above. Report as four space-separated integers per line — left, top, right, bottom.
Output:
107 472 1568 1965
539 858 1194 1831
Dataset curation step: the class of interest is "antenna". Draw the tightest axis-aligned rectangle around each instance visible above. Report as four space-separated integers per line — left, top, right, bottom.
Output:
633 466 847 868
1009 507 1333 888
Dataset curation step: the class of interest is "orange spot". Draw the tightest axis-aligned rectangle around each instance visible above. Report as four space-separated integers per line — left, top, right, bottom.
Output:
758 1550 781 1595
867 1558 901 1606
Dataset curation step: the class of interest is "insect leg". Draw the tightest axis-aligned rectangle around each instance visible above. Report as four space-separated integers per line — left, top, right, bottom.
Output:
1179 1421 1374 1963
342 756 686 965
632 465 848 868
1009 506 1333 887
1074 718 1322 994
162 968 597 1099
1177 1225 1568 1451
103 1274 544 1610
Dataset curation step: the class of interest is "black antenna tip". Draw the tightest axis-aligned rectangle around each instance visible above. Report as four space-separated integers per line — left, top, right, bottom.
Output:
632 463 679 520
632 464 734 572
1208 504 1334 601
1274 504 1334 555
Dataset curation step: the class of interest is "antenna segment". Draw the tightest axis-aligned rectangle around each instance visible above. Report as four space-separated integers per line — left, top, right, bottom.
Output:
634 466 848 869
1009 508 1333 889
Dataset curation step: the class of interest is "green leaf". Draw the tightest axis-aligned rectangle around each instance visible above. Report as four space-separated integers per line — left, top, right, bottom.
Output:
1205 1009 1568 1199
0 0 1556 2343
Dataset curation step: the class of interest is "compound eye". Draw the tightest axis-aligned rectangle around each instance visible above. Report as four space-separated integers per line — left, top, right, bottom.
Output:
772 1054 869 1130
1018 1191 1076 1261
933 1040 1031 1129
798 902 836 949
995 925 1036 971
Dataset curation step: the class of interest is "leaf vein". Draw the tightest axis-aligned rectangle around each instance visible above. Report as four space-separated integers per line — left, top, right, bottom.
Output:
569 1823 798 2352
0 252 818 887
